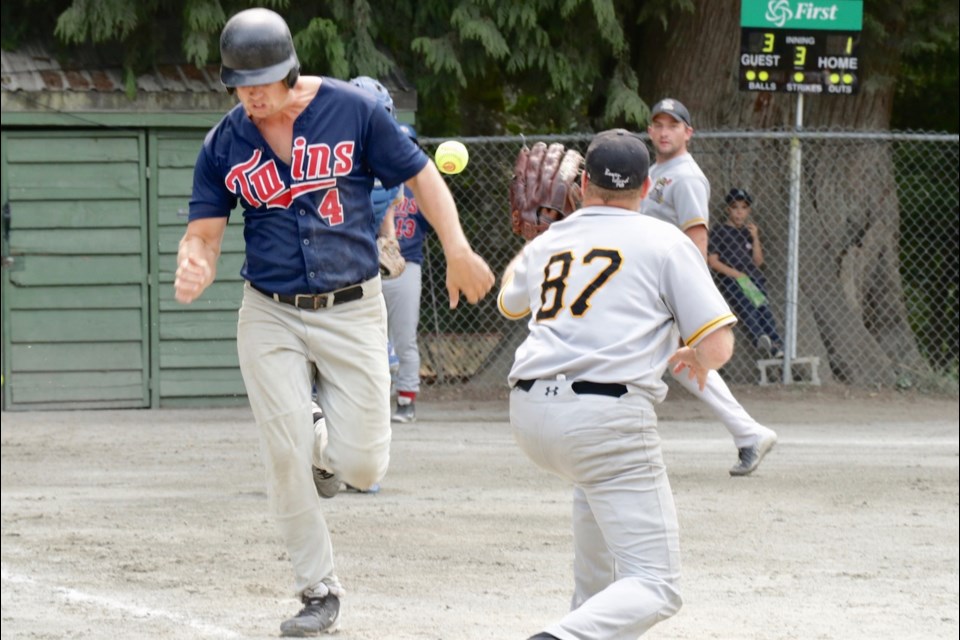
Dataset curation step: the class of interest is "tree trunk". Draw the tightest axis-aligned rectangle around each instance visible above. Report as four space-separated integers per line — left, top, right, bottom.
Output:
637 0 926 386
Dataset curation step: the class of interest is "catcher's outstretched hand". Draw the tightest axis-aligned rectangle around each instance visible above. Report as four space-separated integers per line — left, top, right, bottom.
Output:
445 247 495 309
668 346 710 391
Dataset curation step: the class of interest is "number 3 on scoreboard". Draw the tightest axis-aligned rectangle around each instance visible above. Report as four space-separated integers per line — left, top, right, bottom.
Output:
794 45 807 66
762 32 775 53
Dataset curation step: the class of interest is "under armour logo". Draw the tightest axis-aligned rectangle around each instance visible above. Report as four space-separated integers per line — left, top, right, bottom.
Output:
544 386 559 396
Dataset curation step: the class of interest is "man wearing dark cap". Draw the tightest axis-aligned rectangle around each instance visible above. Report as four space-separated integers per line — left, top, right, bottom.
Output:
709 188 785 357
641 98 779 477
499 129 737 640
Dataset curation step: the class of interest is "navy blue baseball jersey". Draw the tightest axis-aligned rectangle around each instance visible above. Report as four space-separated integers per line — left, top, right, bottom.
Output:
392 186 432 265
708 224 761 280
189 77 428 294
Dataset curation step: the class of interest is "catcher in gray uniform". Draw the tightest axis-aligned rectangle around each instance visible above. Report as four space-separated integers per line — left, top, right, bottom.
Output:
500 130 737 640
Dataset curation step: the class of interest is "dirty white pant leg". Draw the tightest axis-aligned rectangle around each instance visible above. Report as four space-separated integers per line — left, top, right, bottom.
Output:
671 367 770 448
304 290 392 491
236 285 338 597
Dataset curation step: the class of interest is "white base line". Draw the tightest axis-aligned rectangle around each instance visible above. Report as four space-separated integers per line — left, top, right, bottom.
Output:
666 437 959 448
1 564 240 639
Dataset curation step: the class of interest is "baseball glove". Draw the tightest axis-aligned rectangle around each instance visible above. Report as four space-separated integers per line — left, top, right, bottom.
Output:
510 141 584 240
378 236 406 279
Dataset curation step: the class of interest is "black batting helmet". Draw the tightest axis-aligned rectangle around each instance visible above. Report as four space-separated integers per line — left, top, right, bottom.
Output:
220 8 300 90
349 76 395 117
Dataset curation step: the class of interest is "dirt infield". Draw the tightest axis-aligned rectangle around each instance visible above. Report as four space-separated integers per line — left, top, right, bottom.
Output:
2 386 958 640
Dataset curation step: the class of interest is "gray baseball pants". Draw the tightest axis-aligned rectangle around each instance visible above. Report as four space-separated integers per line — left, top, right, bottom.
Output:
381 262 423 394
510 380 682 640
236 280 391 598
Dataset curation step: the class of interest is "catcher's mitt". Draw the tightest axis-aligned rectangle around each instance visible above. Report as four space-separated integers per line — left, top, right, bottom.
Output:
377 236 406 279
510 141 584 240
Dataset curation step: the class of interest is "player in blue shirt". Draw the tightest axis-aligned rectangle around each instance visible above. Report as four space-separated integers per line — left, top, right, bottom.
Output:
349 75 406 281
708 188 784 358
382 125 434 423
173 8 493 636
348 77 430 423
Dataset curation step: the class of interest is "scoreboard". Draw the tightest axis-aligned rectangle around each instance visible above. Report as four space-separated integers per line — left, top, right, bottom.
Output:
740 29 861 94
739 1 863 94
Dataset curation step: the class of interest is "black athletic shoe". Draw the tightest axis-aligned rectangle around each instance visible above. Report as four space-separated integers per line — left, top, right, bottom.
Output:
392 401 416 423
280 593 341 637
528 633 561 640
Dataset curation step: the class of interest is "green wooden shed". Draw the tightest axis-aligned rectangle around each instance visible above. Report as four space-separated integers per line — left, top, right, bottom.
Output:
1 44 416 410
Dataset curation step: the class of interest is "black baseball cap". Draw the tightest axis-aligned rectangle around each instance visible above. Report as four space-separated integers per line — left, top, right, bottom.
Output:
651 98 692 127
584 129 650 191
725 187 753 205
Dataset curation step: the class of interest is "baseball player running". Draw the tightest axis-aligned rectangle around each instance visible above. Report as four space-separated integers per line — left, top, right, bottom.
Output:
346 75 430 423
641 98 778 476
500 129 737 640
381 132 433 424
349 75 408 283
173 8 493 636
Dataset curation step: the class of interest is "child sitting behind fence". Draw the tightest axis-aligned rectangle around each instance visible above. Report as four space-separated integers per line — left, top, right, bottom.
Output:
707 188 784 358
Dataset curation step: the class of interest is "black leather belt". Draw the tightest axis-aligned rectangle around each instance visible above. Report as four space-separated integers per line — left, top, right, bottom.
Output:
251 282 365 310
515 379 628 398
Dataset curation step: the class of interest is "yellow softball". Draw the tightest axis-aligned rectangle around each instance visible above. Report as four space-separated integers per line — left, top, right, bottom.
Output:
435 140 469 175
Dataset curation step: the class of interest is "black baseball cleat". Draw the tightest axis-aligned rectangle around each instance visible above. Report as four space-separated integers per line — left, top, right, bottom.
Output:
392 401 416 423
528 633 561 640
730 431 778 476
312 465 340 499
280 593 341 637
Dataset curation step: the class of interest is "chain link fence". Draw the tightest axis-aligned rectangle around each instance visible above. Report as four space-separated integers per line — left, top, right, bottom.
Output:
412 131 959 398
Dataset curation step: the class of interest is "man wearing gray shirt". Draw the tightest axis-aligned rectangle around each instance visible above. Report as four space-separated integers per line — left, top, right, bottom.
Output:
641 98 778 476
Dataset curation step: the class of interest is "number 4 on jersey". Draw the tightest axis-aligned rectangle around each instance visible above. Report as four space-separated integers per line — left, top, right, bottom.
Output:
317 189 343 225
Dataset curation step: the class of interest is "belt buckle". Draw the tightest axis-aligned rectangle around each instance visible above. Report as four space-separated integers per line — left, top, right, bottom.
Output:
294 293 332 310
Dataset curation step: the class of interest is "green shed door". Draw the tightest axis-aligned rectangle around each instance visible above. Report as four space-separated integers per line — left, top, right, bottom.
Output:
1 131 150 409
151 132 247 407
